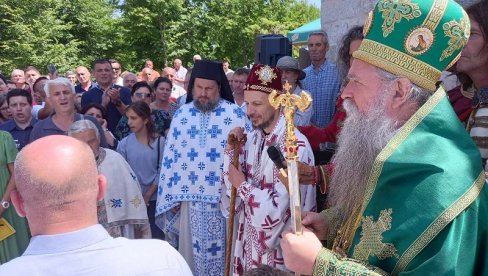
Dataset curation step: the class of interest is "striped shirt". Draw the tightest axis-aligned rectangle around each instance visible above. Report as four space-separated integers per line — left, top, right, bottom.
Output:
302 60 341 128
467 87 488 169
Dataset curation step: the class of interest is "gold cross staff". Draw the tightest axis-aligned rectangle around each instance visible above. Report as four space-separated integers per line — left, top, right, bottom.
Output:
269 81 312 234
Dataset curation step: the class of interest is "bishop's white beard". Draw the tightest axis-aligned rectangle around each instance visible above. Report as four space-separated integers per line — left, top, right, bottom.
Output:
327 92 400 227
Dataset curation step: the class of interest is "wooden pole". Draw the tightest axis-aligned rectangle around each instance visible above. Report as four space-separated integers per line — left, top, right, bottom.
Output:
225 134 245 276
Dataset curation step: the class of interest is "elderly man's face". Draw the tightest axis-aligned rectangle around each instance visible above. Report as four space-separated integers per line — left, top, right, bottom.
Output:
307 35 328 63
162 68 176 81
70 129 100 158
192 78 220 112
66 74 77 85
341 59 384 113
141 68 154 82
48 84 75 114
123 74 137 89
11 70 25 85
76 67 91 85
174 59 182 70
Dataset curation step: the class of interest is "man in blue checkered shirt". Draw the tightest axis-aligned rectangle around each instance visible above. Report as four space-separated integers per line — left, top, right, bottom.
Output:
302 31 342 128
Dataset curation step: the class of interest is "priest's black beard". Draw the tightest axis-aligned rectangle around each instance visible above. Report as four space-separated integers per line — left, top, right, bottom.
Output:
327 91 400 228
193 95 220 113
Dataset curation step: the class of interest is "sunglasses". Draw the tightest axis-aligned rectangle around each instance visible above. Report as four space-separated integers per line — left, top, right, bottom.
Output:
134 92 151 98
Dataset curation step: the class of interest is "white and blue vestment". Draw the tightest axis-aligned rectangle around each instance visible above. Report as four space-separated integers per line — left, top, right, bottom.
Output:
156 99 248 275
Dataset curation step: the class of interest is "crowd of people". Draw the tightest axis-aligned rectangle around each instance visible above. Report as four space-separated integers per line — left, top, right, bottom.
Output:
0 0 487 275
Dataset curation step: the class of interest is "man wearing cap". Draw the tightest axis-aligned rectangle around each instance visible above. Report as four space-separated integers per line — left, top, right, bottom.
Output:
276 56 313 126
222 64 316 274
280 0 488 275
156 60 248 275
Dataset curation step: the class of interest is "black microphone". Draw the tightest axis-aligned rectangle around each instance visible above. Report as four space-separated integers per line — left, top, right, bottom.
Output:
267 145 288 177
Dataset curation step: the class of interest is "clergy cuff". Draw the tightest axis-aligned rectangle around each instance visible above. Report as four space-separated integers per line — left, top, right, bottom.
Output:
237 181 254 201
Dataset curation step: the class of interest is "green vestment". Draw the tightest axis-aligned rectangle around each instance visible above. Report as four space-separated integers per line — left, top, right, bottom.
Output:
314 88 488 275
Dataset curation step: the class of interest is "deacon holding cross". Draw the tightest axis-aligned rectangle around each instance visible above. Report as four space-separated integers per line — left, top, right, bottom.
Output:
221 64 316 274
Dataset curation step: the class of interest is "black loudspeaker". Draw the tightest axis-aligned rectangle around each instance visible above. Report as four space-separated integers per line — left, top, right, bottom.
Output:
298 47 311 70
255 34 292 67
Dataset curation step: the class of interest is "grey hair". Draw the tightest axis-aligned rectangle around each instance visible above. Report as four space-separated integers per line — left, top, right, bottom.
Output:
308 30 329 44
64 70 75 76
375 68 432 107
123 72 136 80
68 119 100 141
44 77 75 97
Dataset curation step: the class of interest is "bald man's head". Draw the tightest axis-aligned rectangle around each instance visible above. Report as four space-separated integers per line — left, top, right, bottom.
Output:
162 67 176 81
193 55 202 62
173 59 182 70
15 135 99 211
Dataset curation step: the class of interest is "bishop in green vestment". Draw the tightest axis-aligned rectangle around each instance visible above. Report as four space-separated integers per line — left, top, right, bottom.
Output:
280 0 488 275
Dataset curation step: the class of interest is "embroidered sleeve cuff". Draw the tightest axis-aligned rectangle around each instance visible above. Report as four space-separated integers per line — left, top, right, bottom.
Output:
224 148 235 159
237 181 254 201
312 248 388 276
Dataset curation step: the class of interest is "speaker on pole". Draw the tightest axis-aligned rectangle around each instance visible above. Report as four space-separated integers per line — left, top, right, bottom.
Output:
254 34 292 67
298 47 311 70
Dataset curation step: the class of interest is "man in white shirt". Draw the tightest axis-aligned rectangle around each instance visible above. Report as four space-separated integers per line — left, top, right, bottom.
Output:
162 67 187 101
0 135 192 275
173 58 187 88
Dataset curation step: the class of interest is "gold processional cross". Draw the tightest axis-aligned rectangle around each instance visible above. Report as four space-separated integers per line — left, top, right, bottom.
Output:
269 81 312 234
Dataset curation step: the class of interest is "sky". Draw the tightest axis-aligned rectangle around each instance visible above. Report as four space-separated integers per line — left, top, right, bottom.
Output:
307 0 321 9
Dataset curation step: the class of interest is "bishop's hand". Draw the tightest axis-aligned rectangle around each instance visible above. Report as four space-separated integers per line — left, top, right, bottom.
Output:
280 227 323 275
302 211 328 240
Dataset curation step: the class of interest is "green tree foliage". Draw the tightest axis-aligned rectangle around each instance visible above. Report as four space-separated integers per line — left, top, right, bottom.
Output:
0 0 118 74
120 0 320 68
118 0 185 71
0 0 318 74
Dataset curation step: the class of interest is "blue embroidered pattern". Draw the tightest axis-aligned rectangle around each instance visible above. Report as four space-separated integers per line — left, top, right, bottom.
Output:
110 198 123 208
156 100 247 213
